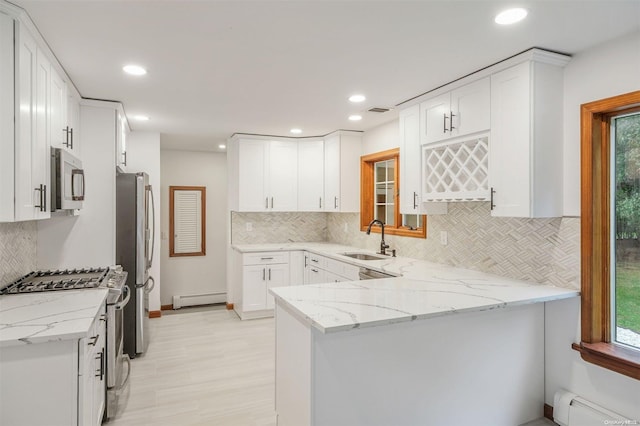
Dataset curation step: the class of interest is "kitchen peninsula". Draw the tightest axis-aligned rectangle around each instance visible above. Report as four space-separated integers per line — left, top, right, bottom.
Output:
247 243 580 426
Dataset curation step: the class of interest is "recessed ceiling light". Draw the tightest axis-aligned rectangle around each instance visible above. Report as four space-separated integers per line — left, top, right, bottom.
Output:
290 128 302 134
123 64 147 76
494 8 528 25
349 94 366 103
348 115 362 121
218 144 226 149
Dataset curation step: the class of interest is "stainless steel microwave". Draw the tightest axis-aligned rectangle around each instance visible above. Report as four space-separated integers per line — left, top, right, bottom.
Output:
51 148 85 211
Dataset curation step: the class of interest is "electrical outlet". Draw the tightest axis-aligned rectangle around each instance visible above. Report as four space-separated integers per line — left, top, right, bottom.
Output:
440 231 448 246
246 222 253 232
161 231 168 240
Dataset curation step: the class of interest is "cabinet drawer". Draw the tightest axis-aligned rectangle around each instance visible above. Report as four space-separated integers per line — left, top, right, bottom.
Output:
306 252 327 269
243 251 289 266
325 258 359 281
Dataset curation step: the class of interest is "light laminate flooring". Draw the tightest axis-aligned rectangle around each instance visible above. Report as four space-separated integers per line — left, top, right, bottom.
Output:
107 306 276 426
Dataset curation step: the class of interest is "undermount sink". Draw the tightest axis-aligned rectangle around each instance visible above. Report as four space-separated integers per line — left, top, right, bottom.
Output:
341 252 387 261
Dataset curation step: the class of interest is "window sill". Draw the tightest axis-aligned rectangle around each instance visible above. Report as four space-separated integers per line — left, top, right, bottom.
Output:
572 341 640 380
360 226 426 239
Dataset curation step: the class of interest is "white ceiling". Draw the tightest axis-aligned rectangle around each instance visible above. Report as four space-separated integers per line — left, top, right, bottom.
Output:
9 0 640 152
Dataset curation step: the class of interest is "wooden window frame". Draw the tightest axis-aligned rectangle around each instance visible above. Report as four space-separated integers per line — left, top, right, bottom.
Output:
360 148 426 238
169 186 206 257
573 90 640 380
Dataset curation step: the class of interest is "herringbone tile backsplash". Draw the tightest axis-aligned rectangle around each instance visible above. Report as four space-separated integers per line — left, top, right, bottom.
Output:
231 204 580 289
328 203 580 289
231 212 328 244
0 222 37 286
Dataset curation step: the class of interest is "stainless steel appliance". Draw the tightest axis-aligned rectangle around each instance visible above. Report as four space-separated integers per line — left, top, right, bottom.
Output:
0 266 131 420
358 267 396 280
50 147 85 211
116 172 155 358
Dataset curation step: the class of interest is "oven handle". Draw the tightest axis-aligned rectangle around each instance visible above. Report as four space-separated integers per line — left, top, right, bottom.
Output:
117 355 131 391
114 285 131 310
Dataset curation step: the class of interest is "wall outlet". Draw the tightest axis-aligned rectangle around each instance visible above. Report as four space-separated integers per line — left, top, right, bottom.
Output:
440 231 448 246
161 231 168 240
246 222 253 232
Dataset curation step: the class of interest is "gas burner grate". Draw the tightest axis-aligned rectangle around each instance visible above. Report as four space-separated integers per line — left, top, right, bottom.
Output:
0 268 109 295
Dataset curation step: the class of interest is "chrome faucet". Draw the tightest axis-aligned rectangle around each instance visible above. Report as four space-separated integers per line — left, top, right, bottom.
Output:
366 219 390 256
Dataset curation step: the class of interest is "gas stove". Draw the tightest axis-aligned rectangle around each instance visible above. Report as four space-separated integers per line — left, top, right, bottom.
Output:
0 267 124 295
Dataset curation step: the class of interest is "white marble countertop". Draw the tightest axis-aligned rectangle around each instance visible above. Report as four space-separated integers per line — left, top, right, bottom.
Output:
0 289 108 347
233 242 579 333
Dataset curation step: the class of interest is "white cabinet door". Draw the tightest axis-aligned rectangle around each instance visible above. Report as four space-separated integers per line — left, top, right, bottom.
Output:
298 140 324 211
15 31 50 221
92 319 106 426
450 77 490 138
323 134 341 211
238 139 268 211
115 109 128 172
306 266 327 284
420 93 450 145
66 90 81 155
50 67 67 151
268 140 298 212
266 263 290 310
490 62 531 217
242 264 267 311
0 13 12 221
399 104 421 214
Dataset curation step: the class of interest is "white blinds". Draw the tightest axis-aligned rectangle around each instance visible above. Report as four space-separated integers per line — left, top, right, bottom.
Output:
173 190 202 254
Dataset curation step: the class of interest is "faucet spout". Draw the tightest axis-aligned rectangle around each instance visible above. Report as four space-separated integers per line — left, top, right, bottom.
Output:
366 219 390 255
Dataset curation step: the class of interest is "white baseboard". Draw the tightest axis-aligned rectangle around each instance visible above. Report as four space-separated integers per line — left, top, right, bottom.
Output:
172 292 226 309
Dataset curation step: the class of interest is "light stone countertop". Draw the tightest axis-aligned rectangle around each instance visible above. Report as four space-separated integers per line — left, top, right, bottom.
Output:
233 242 580 333
0 288 108 347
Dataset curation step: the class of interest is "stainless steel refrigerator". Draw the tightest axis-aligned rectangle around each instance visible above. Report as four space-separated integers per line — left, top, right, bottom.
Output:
116 172 155 358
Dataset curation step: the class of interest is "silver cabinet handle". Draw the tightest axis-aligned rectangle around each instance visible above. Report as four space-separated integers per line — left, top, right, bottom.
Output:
122 151 127 166
490 187 496 210
319 197 322 209
265 197 269 209
334 196 338 209
311 268 318 273
88 334 99 346
34 184 46 212
270 197 274 209
262 268 266 281
268 268 271 280
413 192 418 209
443 113 448 133
260 257 274 261
69 127 73 149
449 110 456 131
311 258 319 263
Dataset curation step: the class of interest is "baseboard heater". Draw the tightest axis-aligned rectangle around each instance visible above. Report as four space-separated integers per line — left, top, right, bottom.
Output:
553 389 631 425
172 292 226 309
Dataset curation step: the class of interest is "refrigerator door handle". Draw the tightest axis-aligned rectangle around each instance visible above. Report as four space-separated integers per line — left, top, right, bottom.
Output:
144 276 155 294
147 185 156 269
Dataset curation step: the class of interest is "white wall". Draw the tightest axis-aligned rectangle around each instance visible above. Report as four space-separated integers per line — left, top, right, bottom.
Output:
362 118 398 155
37 103 117 269
160 149 227 307
546 30 640 418
562 30 640 216
126 131 161 313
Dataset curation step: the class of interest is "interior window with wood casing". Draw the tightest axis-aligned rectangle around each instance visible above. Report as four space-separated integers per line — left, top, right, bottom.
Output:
575 90 640 380
360 148 426 238
169 186 206 257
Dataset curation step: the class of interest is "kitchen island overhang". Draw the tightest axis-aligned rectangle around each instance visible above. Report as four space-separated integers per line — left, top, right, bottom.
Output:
271 275 578 426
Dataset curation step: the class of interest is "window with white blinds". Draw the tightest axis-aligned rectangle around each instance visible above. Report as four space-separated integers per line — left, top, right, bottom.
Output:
169 186 206 257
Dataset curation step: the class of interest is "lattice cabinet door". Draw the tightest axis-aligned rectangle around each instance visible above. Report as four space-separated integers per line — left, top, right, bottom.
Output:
422 135 490 202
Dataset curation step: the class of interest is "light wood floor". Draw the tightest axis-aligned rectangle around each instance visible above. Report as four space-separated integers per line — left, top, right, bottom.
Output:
108 306 277 426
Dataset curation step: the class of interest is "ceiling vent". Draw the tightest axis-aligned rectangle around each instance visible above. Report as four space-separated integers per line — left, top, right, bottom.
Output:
368 107 391 113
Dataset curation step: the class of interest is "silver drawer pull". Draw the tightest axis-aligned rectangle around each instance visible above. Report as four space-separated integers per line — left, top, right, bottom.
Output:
260 257 274 260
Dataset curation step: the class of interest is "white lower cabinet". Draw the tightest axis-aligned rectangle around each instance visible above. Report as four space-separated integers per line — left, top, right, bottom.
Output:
0 301 106 426
303 252 360 284
235 251 290 319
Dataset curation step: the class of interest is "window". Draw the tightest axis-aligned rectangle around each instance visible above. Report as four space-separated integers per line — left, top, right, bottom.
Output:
169 186 206 257
360 148 426 238
575 90 640 380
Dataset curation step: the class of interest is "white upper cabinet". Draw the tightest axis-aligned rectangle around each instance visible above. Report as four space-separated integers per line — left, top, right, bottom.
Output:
420 77 490 145
115 107 129 172
0 12 16 221
231 137 298 212
323 131 361 213
399 104 421 214
49 67 67 151
66 89 81 155
297 139 324 211
10 21 50 221
489 57 566 217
